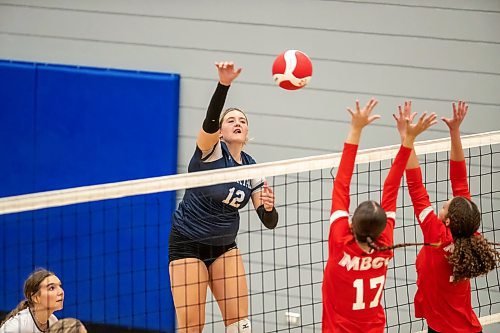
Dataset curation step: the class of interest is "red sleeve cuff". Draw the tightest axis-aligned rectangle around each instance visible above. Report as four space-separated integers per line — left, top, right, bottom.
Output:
398 146 412 163
400 145 413 154
343 142 358 151
406 167 422 181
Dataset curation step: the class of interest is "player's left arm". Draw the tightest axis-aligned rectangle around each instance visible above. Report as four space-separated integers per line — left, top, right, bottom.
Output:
442 101 470 199
252 181 278 229
380 145 412 224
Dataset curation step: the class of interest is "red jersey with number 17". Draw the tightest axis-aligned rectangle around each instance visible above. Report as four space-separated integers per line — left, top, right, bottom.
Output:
322 143 411 333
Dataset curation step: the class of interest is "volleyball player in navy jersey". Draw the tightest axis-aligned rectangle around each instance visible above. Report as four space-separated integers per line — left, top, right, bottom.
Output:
323 99 436 333
394 101 499 333
168 61 278 333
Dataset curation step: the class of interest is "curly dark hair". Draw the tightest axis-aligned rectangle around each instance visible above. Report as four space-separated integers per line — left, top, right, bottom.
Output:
447 196 500 281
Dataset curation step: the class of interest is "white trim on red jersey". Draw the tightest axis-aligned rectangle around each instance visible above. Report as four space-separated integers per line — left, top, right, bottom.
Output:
330 210 349 225
418 206 434 223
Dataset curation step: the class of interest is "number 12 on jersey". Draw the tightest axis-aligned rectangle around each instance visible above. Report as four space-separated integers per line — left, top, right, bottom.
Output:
222 187 245 208
352 275 385 310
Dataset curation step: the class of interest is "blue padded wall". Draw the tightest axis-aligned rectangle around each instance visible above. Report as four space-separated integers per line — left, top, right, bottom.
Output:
35 65 180 190
0 60 179 332
0 62 36 196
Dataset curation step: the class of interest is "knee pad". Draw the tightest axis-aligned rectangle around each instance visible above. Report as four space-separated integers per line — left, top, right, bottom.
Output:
226 318 251 333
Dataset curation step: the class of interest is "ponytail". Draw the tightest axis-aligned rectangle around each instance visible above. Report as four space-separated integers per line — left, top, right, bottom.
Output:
443 197 500 281
0 300 29 327
365 235 499 282
448 234 500 282
366 236 440 252
1 268 55 328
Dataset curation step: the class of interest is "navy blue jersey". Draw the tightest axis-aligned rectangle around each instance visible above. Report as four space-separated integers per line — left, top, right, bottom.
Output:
172 141 264 245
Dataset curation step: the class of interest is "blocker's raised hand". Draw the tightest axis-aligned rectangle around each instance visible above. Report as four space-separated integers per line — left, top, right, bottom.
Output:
347 98 380 130
442 101 468 132
406 111 438 139
393 100 418 141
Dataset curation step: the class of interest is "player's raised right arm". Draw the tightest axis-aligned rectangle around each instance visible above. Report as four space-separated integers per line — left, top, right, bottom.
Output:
197 61 242 151
442 101 470 199
442 101 467 163
331 99 379 217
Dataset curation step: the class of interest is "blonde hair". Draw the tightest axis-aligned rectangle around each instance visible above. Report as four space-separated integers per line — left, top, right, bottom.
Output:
218 107 248 128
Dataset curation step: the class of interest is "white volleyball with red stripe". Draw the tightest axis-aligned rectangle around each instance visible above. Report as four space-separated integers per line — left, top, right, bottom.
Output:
272 50 313 90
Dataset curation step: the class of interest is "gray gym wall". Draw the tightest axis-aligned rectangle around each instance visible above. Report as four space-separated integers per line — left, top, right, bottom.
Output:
1 0 499 170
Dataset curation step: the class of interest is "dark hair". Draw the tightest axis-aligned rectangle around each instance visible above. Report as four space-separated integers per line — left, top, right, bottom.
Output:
351 201 444 252
366 237 440 252
0 268 54 327
48 318 85 333
448 197 480 239
446 196 500 281
351 200 387 245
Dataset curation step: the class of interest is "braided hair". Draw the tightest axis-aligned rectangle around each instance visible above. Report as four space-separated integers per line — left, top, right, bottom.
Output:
362 196 500 282
366 236 440 252
351 201 439 252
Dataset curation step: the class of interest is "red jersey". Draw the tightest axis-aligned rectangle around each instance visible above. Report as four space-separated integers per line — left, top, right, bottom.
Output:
322 143 411 333
406 160 482 333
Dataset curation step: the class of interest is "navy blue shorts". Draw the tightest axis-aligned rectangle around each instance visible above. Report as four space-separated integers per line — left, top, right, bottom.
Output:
168 226 237 269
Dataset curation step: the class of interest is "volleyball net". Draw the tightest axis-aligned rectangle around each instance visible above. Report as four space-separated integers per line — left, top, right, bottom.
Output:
1 131 499 332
